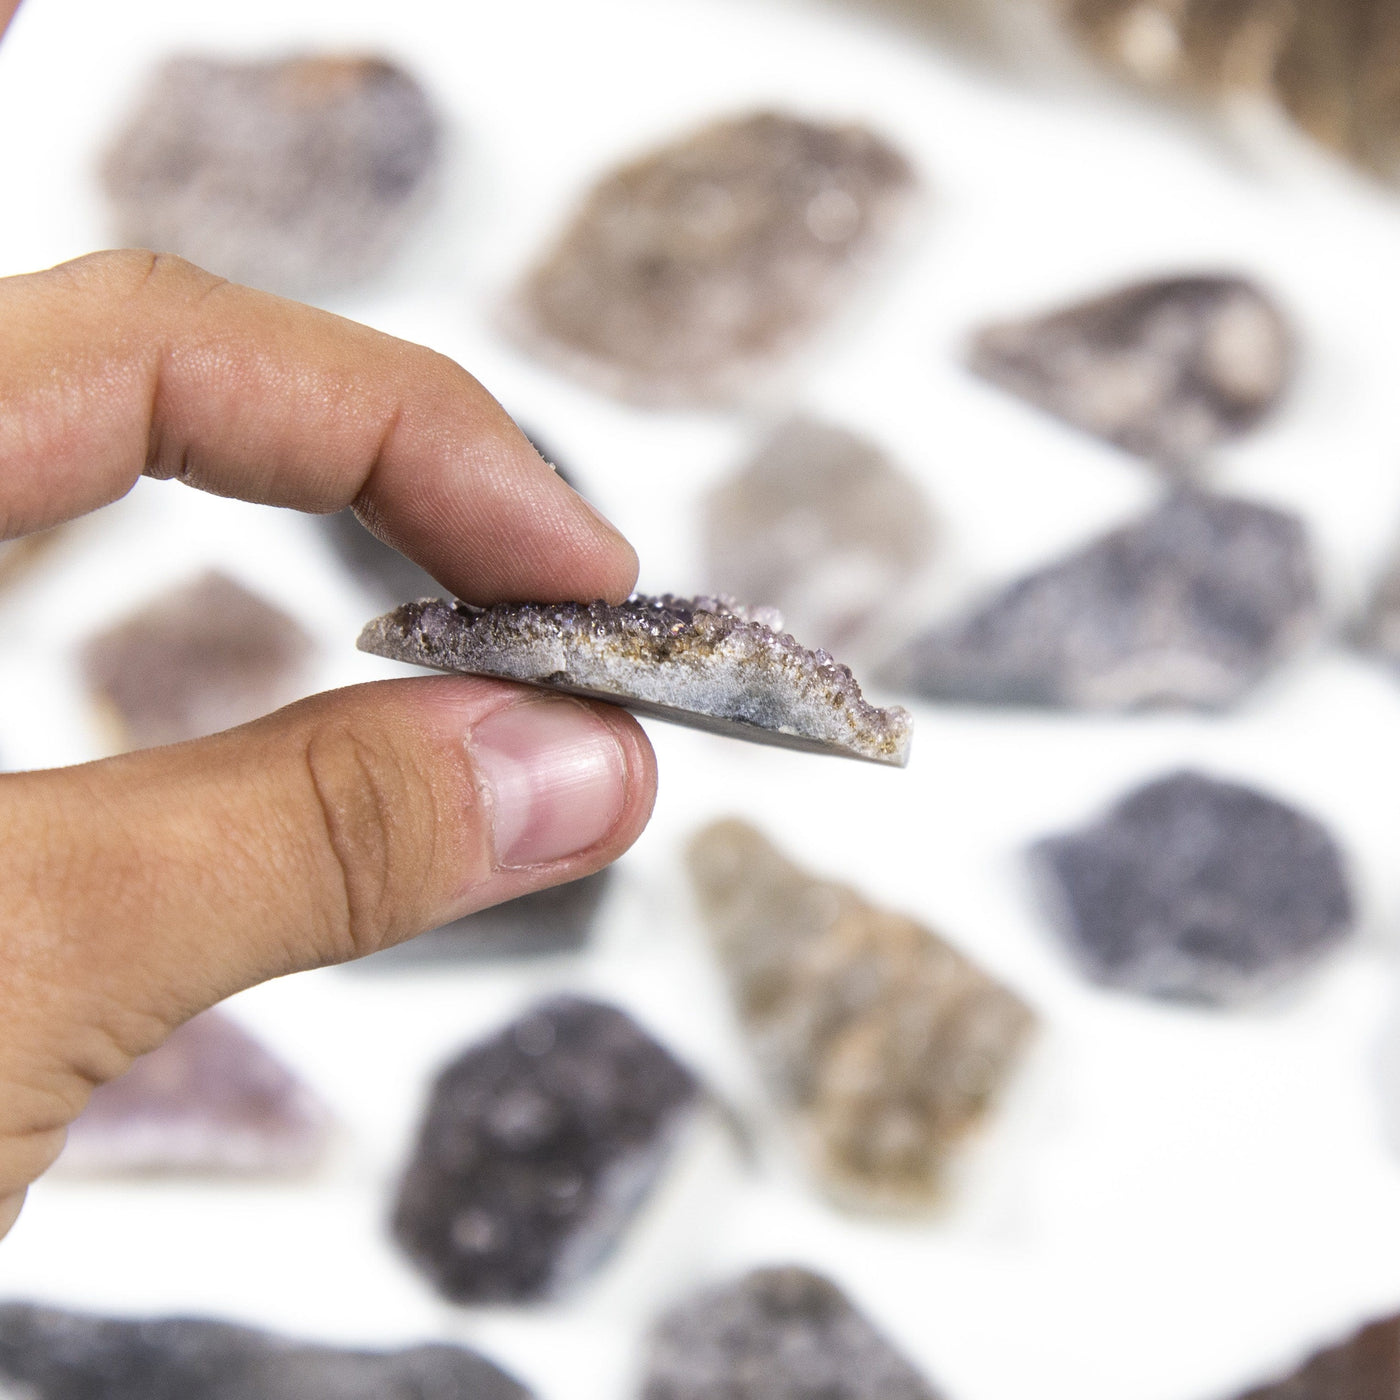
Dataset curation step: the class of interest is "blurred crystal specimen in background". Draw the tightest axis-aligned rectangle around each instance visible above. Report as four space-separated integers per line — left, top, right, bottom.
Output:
506 112 915 404
1355 533 1400 670
702 417 936 660
101 54 442 296
1031 770 1354 1003
0 1302 532 1399
882 490 1318 709
1230 1310 1400 1397
688 820 1034 1211
59 1009 333 1176
968 275 1292 470
392 995 701 1302
642 1266 943 1400
81 570 313 749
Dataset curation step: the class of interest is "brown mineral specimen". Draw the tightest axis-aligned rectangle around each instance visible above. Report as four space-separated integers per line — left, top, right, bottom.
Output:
1232 1311 1400 1398
0 528 66 592
506 112 915 405
687 819 1034 1210
702 417 936 658
82 571 313 749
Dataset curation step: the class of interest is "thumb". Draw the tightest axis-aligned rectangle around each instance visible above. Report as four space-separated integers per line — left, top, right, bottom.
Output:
0 676 655 1206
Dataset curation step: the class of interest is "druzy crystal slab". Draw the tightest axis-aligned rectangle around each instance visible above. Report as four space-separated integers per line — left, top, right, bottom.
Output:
642 1266 942 1400
392 995 701 1302
59 1009 333 1176
688 820 1034 1211
102 54 442 296
1032 771 1354 1004
702 417 936 658
969 275 1292 469
1232 1312 1400 1398
358 594 912 766
0 1303 530 1400
506 112 915 404
883 491 1317 710
82 572 313 749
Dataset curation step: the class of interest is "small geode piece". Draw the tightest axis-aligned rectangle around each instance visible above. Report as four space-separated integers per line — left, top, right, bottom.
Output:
0 1302 531 1399
702 417 936 658
82 571 313 749
688 820 1034 1211
358 594 911 766
101 54 442 297
1032 770 1354 1003
506 111 915 404
1231 1311 1400 1398
882 490 1317 710
643 1266 942 1400
969 275 1292 469
392 994 701 1302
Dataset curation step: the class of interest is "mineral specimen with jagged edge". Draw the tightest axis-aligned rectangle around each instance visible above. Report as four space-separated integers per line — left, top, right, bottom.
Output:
391 994 701 1303
0 1302 531 1400
643 1266 944 1400
358 593 912 766
688 820 1034 1211
505 111 915 405
968 275 1292 470
882 490 1317 710
1231 1310 1400 1398
1031 770 1354 1003
102 54 442 296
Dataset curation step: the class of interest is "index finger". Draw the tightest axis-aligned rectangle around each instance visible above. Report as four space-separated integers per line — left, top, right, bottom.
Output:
0 250 638 605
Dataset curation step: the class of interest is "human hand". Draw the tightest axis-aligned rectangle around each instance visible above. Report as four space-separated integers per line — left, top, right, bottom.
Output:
0 251 658 1235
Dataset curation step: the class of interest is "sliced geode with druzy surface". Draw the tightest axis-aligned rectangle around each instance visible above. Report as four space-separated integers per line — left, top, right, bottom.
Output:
688 820 1034 1211
358 594 911 766
1231 1311 1400 1398
882 491 1317 710
391 994 701 1302
0 1302 531 1399
642 1266 943 1400
506 111 915 404
969 275 1292 469
1032 770 1354 1004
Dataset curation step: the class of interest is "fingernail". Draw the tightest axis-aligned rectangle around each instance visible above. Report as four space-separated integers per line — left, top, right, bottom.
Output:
470 700 628 868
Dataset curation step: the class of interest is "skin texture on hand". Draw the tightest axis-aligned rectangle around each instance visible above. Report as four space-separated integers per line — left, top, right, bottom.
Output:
0 250 659 1236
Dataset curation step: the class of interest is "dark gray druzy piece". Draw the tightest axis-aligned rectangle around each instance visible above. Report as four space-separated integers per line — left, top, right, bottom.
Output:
969 275 1292 469
392 995 700 1303
1032 770 1354 1003
882 491 1317 710
1231 1312 1400 1398
642 1266 942 1400
0 1302 531 1400
102 54 442 297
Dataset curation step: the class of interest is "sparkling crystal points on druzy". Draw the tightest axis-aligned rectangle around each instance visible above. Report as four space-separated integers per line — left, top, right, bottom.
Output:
101 54 442 296
59 1009 333 1176
702 417 936 658
642 1266 943 1400
688 820 1034 1211
506 112 915 404
1231 1312 1400 1398
1032 770 1354 1004
882 490 1317 710
358 594 912 766
0 1302 531 1400
392 995 701 1302
82 571 313 749
969 275 1292 469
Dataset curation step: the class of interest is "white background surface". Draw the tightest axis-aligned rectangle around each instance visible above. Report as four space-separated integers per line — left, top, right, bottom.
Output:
3 0 1400 1396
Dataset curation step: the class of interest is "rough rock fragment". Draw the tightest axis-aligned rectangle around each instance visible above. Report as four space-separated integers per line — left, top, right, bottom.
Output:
392 994 700 1302
102 54 442 296
882 490 1317 710
359 593 912 765
1032 770 1354 1003
1231 1311 1400 1398
702 417 936 658
969 276 1292 468
82 571 313 748
643 1266 942 1400
59 1009 333 1176
0 1302 531 1400
688 820 1034 1210
506 111 915 404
